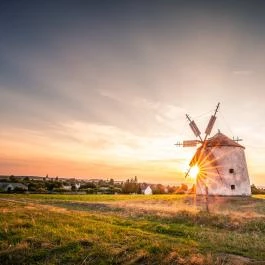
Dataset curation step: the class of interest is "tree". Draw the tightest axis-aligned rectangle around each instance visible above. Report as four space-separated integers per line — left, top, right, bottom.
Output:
28 181 45 192
152 184 165 194
175 183 188 194
167 185 177 193
122 179 140 194
44 179 62 191
98 180 106 186
80 182 96 189
10 175 18 182
251 184 265 194
189 184 196 194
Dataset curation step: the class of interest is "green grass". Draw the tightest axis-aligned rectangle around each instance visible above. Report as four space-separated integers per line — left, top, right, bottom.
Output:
0 194 264 264
0 193 186 202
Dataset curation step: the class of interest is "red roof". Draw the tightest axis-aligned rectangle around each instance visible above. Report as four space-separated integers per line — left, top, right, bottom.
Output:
204 132 244 148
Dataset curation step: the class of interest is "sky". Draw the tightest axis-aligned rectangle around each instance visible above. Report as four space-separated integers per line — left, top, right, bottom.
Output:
1 0 265 185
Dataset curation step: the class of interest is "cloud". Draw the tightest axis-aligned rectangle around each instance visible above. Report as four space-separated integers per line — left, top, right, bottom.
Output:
0 119 190 182
1 0 265 184
233 70 254 75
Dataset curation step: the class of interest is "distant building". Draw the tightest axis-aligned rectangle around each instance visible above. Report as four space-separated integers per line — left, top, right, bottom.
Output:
114 180 123 185
143 186 153 195
75 183 81 189
62 185 72 191
88 179 102 183
0 183 28 192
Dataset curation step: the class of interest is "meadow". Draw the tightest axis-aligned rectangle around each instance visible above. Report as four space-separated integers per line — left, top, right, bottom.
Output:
0 194 264 265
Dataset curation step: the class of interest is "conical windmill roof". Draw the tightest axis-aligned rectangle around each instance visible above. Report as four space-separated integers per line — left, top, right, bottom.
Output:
189 132 244 167
205 132 244 148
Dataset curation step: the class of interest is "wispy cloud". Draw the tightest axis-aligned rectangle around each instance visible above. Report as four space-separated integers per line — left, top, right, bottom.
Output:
1 0 265 184
233 70 254 75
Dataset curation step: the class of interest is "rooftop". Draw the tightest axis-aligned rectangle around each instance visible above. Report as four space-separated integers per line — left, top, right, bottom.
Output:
204 132 244 148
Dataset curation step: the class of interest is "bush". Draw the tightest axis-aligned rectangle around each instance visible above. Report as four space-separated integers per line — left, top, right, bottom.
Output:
13 187 27 193
251 184 265 194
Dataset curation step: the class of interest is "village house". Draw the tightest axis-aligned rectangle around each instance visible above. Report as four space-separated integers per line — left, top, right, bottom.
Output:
143 185 153 195
0 182 28 192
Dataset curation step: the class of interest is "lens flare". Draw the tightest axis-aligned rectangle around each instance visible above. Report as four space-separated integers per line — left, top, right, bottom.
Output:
189 165 200 179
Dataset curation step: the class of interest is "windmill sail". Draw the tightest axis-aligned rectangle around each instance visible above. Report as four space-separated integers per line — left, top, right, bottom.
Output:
183 140 198 147
189 120 201 137
205 115 216 135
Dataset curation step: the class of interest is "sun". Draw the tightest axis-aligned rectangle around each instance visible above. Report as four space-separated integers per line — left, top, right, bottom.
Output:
189 165 200 179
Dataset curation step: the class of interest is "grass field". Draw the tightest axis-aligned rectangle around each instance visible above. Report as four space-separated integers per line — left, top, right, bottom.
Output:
0 194 264 265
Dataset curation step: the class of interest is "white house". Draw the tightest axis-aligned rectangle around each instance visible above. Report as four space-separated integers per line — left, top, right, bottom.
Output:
62 185 72 191
143 186 153 195
75 183 81 189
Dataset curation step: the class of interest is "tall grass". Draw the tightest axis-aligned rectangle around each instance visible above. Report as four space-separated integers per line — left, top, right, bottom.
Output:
0 194 264 264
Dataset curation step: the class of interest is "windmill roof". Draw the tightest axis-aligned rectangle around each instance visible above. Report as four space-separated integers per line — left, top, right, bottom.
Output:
204 132 244 148
189 133 244 167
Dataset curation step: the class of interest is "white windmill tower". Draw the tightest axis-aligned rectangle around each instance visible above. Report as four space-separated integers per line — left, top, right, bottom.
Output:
176 103 251 196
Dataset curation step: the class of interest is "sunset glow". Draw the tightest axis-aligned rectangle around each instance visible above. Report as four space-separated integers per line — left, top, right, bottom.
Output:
0 1 265 186
189 165 200 180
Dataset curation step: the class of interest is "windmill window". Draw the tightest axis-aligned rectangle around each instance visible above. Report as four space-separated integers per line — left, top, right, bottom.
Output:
229 168 234 174
231 185 235 190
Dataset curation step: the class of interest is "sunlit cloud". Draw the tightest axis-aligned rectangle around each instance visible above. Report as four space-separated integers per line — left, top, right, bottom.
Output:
1 1 265 185
233 70 254 75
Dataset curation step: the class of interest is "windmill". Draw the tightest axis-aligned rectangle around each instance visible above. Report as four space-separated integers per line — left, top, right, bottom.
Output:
176 103 251 196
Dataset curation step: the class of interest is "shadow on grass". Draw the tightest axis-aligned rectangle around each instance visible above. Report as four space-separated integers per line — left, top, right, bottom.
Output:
43 201 123 213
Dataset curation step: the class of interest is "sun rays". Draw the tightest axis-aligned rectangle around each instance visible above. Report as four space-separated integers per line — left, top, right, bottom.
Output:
189 165 200 179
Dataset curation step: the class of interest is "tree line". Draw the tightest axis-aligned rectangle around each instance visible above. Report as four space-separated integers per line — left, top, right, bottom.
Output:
0 175 194 194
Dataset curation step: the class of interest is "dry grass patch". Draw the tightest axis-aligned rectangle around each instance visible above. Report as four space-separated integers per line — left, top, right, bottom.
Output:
0 194 264 264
